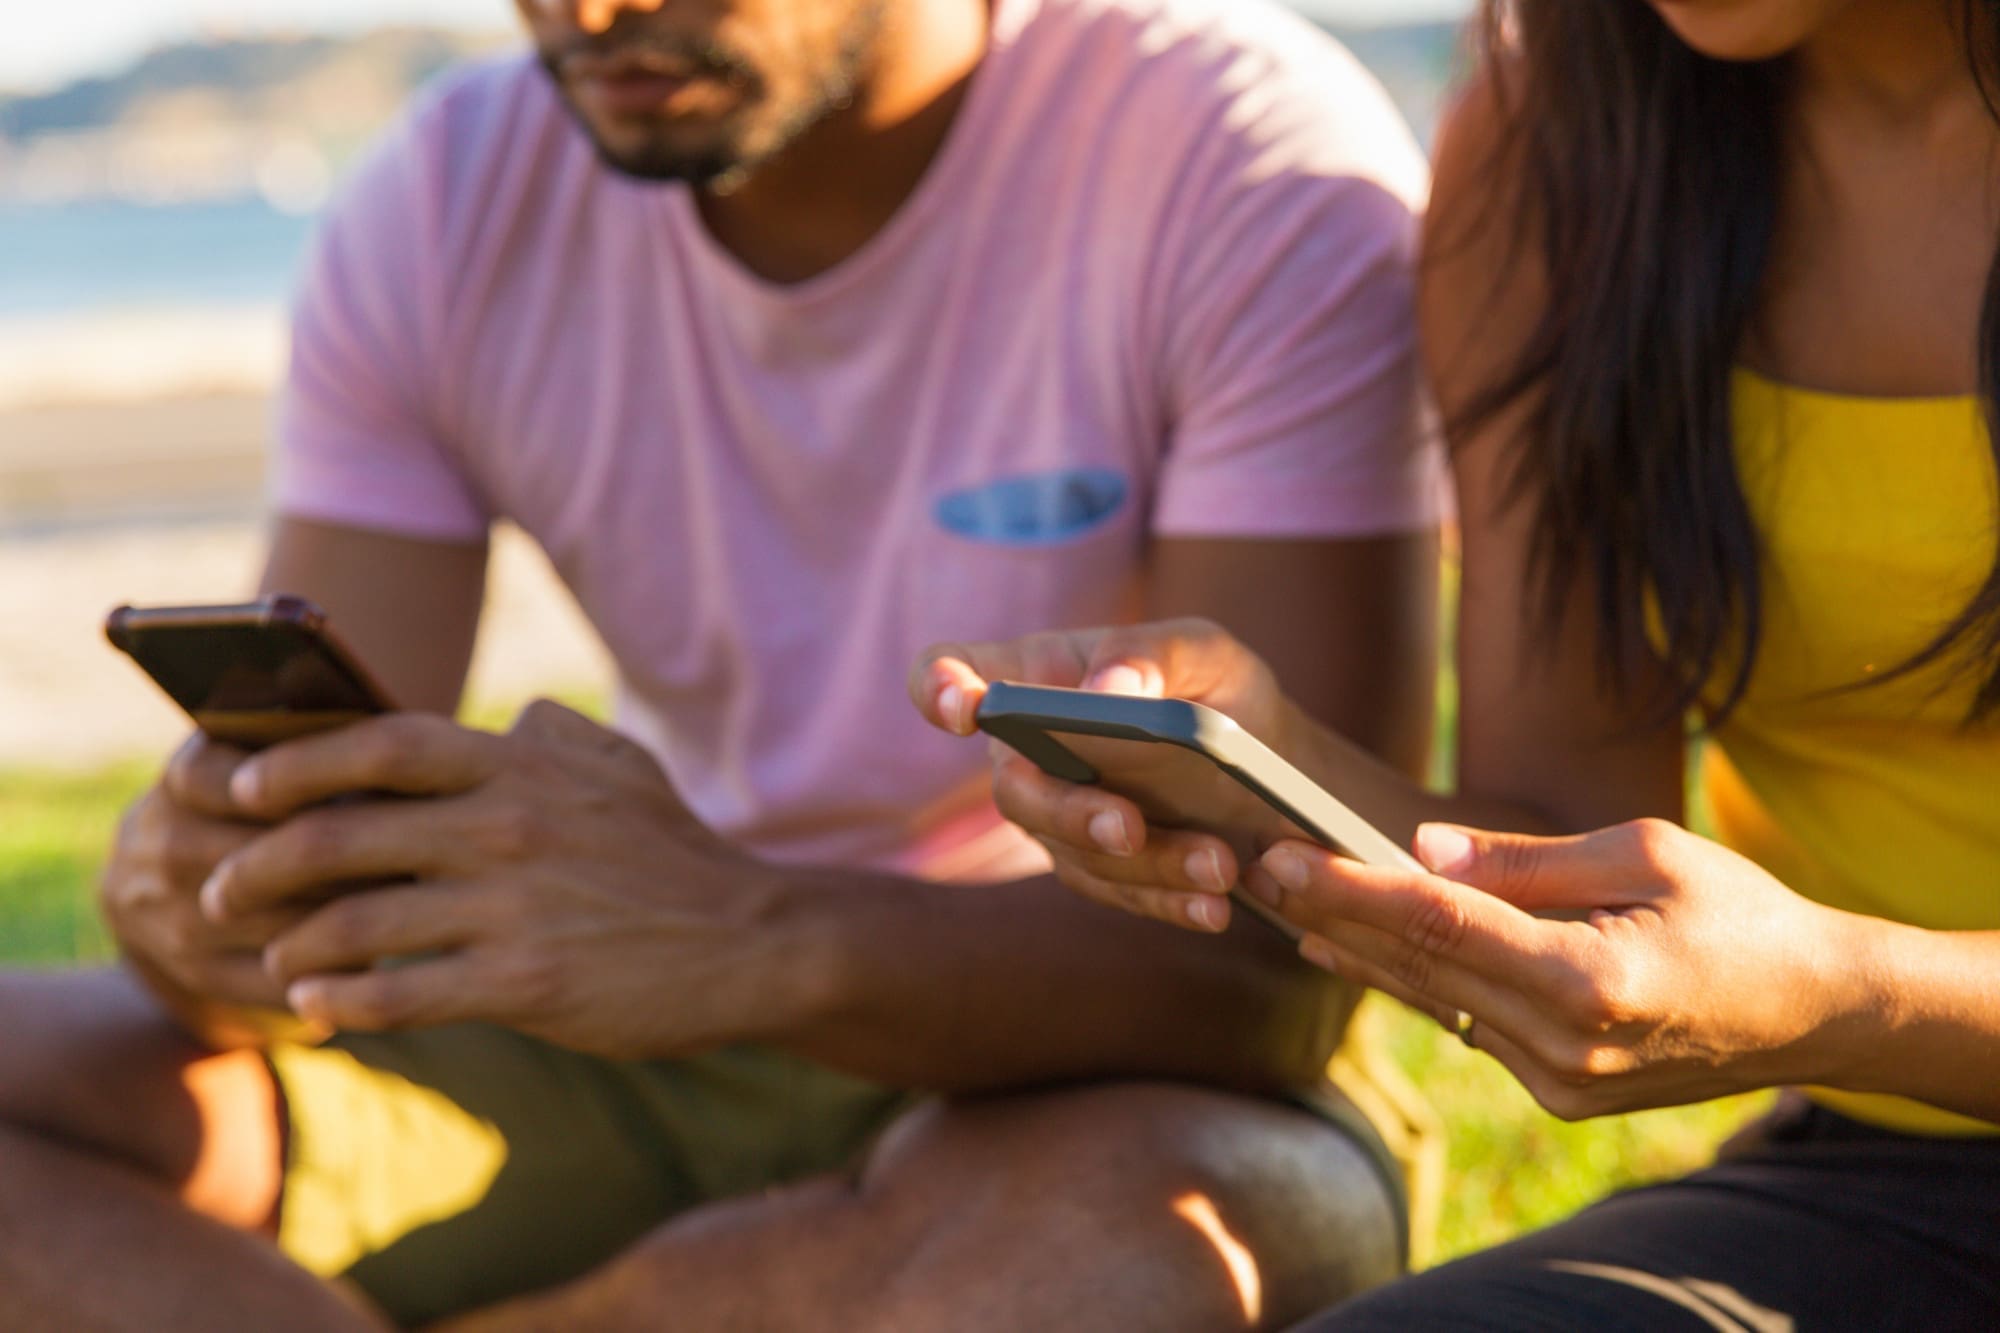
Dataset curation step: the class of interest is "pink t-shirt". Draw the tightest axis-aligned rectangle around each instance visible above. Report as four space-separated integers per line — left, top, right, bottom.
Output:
274 0 1438 883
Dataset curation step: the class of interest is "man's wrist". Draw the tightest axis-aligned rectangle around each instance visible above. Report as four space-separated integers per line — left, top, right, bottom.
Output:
731 858 861 1047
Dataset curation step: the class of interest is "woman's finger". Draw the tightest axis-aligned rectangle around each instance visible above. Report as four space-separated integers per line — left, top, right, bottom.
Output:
1298 915 1571 1059
1049 847 1234 934
1412 820 1679 913
1256 843 1563 985
1303 934 1572 1108
992 751 1156 856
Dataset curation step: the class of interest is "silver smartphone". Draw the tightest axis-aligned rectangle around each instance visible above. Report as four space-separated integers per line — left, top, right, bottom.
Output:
976 681 1421 939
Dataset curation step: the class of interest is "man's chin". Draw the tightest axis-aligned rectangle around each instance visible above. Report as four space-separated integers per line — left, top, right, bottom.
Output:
577 122 746 186
591 141 742 187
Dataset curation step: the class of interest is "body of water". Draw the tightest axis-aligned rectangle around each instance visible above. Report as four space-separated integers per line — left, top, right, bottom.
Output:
0 197 314 319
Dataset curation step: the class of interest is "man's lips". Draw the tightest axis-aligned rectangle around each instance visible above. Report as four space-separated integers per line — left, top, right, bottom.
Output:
572 67 700 116
562 49 741 117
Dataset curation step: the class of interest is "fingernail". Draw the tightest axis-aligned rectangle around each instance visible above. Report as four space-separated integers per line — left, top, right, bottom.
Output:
1264 846 1309 891
1088 810 1133 856
1416 824 1477 875
1087 665 1148 696
1186 897 1229 933
1186 848 1228 893
229 763 265 809
286 980 321 1019
198 871 230 921
1300 937 1340 973
938 684 967 733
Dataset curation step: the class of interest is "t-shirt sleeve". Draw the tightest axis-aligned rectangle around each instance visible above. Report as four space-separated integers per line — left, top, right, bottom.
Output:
271 110 491 543
1151 111 1446 540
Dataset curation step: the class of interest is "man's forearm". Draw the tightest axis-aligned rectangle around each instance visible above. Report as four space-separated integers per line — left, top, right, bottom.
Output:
759 866 1357 1096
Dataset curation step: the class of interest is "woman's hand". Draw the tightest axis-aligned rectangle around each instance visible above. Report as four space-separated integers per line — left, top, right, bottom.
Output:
909 618 1295 933
1252 818 1879 1119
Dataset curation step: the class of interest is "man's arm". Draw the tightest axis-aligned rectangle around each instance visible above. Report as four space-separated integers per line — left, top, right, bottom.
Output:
756 534 1438 1094
260 518 489 717
100 520 487 1049
216 533 1434 1094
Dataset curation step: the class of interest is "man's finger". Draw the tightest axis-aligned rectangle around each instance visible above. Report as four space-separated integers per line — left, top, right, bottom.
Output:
264 883 487 984
286 955 487 1033
202 797 485 918
228 713 501 819
161 733 257 820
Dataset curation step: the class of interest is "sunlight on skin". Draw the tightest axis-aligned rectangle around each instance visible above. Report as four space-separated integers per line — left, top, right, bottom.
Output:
1171 1192 1263 1327
178 1051 285 1231
571 0 670 34
1544 1262 1791 1332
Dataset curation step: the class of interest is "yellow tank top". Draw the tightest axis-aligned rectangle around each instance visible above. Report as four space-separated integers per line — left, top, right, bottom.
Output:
1705 370 2000 1135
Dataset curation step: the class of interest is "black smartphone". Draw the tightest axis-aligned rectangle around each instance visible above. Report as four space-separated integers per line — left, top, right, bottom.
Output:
105 595 394 749
975 681 1421 939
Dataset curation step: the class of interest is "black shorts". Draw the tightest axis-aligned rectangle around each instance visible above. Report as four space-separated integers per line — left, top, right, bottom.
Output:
1304 1095 2000 1332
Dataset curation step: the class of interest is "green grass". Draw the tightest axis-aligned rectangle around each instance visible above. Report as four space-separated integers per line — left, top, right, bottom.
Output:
0 744 1764 1268
1372 997 1766 1262
0 764 150 967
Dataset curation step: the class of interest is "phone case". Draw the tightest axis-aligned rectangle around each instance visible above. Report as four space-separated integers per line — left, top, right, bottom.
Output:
976 682 1423 937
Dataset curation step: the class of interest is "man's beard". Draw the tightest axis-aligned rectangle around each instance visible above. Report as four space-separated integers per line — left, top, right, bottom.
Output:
541 4 887 190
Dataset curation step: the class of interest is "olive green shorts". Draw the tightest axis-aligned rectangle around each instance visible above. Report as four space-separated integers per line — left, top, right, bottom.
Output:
267 1029 908 1326
267 1027 1420 1327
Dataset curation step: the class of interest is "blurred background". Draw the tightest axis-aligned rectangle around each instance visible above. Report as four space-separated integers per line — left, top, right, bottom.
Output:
0 0 1765 1266
0 0 1465 768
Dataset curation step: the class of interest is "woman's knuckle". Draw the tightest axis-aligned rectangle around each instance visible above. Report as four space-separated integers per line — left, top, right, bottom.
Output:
1616 818 1675 865
1407 895 1470 957
1387 937 1439 995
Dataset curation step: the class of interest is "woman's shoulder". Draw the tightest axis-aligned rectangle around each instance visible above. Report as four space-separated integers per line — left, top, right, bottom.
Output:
1419 63 1549 425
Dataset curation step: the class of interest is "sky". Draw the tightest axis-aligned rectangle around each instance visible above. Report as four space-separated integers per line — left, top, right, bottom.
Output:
3 0 1472 94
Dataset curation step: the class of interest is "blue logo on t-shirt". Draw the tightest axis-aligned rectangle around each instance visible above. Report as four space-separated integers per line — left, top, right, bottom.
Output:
934 468 1131 547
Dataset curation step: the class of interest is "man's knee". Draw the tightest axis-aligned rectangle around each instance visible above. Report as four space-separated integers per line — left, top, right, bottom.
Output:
856 1082 1402 1326
0 968 282 1230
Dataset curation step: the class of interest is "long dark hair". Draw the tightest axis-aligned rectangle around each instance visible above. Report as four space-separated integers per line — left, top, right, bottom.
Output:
1464 0 2000 724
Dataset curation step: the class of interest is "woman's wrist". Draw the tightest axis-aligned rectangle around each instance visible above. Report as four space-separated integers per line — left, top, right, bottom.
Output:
1780 908 1912 1095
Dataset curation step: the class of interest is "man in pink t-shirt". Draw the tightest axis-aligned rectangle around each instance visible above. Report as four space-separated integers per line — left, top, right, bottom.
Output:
0 0 1440 1327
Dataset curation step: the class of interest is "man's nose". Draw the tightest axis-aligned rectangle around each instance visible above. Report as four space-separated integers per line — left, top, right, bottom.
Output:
530 0 672 35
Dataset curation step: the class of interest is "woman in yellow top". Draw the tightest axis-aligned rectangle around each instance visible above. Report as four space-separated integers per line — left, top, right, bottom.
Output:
915 0 2000 1323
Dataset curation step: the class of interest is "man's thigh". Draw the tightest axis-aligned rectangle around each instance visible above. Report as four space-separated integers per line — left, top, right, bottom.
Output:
272 1029 906 1327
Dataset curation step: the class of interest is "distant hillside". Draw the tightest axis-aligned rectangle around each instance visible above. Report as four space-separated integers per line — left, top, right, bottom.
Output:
0 28 504 144
0 17 1459 206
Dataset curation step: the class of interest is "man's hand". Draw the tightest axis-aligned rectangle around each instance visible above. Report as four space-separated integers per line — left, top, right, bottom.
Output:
202 701 813 1061
101 735 318 1049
